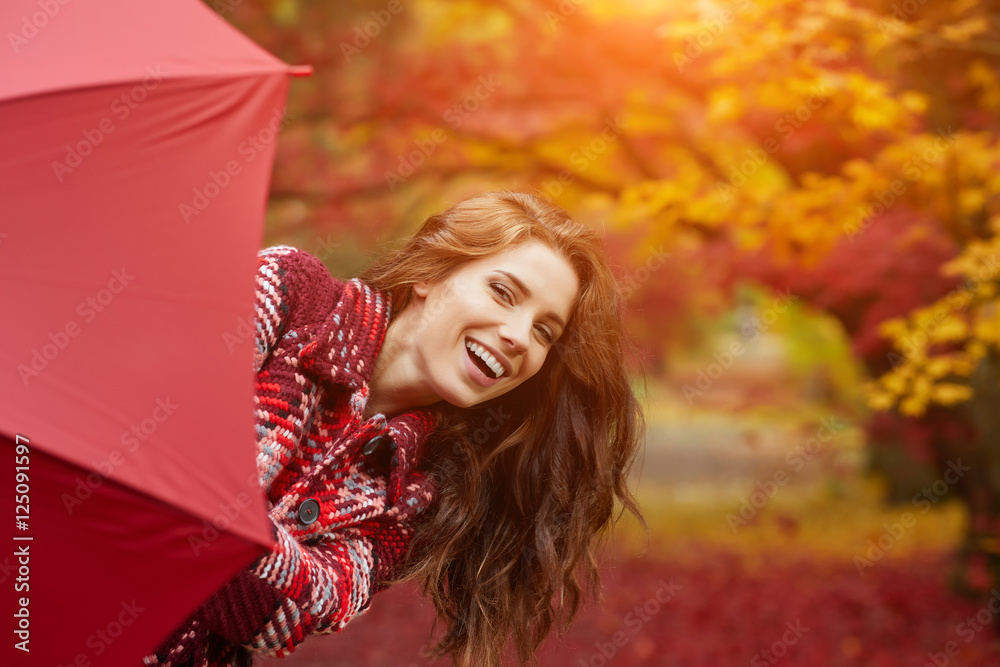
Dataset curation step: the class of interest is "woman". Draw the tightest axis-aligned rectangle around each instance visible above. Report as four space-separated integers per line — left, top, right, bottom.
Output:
144 191 648 667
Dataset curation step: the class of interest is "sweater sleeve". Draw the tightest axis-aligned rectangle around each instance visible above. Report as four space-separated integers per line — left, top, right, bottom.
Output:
253 246 293 375
253 245 343 375
197 471 437 657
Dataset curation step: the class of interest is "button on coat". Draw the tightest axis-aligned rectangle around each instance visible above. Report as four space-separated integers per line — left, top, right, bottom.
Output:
297 498 319 525
362 434 390 456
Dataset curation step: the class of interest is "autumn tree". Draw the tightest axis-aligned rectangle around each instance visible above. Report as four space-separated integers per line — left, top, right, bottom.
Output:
215 0 1000 602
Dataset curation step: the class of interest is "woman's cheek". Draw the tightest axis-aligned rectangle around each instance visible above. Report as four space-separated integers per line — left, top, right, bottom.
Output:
521 355 542 382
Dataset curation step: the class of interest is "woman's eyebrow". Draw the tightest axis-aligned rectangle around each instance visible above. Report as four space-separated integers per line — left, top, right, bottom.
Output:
496 270 567 330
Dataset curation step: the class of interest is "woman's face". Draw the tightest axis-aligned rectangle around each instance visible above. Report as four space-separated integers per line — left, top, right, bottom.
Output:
409 240 579 408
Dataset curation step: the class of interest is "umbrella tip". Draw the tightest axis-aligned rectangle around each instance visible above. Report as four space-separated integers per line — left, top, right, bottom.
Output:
289 65 314 77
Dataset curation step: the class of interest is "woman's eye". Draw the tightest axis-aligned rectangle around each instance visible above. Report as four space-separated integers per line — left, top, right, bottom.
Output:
536 325 554 344
491 282 514 304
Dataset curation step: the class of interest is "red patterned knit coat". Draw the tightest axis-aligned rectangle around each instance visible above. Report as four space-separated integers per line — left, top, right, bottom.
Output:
144 245 440 666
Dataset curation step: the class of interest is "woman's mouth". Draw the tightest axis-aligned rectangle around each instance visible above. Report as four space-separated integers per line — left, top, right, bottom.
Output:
464 338 506 387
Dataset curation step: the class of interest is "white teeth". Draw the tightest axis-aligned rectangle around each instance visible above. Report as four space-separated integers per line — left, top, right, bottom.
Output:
466 340 505 378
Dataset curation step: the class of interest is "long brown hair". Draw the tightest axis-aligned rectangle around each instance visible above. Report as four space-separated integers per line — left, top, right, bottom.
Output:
359 191 649 667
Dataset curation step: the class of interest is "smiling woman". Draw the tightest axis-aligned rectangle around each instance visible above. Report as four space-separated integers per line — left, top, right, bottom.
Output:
359 191 649 666
144 191 648 667
363 239 580 415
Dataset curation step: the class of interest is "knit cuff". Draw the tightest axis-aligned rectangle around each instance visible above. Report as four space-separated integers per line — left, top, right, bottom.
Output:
198 567 285 646
145 615 252 667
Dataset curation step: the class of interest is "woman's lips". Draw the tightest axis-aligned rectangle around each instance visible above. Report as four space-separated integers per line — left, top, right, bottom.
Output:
463 341 502 388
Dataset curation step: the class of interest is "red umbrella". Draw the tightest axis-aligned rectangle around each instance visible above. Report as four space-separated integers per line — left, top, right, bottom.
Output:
0 1 311 664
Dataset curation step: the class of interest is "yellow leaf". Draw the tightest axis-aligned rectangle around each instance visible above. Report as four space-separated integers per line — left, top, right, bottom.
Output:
900 91 928 115
867 390 896 411
973 319 1000 342
916 306 949 330
924 356 952 378
708 86 744 123
912 374 932 400
905 344 927 364
940 17 989 43
930 383 973 405
878 318 909 339
968 60 1000 110
931 315 968 342
951 353 977 375
851 103 897 130
968 340 988 359
941 256 971 277
900 394 927 417
960 189 987 216
883 372 908 395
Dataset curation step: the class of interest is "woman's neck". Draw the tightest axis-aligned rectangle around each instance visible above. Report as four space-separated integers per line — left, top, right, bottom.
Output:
362 312 439 420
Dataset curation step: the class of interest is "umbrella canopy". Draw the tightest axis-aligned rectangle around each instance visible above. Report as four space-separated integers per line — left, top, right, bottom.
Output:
0 0 310 663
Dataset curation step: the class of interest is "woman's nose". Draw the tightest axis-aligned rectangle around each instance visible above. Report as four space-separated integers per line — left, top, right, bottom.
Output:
498 321 530 354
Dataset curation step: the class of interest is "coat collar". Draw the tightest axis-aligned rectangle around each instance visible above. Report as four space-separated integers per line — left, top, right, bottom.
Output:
298 277 388 392
298 278 438 505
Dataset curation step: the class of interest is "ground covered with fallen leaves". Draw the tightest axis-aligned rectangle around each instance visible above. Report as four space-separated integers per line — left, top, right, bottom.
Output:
259 482 1000 666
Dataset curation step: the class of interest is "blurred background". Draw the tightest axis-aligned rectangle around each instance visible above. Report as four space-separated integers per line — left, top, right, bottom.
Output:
214 0 1000 664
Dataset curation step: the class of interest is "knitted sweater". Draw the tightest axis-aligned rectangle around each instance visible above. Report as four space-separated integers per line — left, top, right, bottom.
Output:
143 245 439 666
